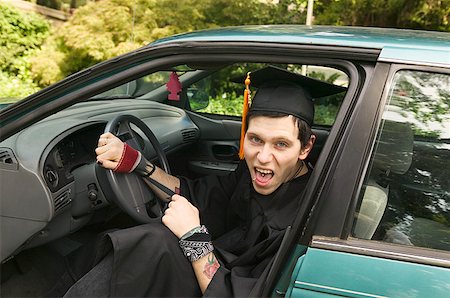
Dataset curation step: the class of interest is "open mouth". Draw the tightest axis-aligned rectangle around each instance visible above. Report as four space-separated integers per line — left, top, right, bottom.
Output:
254 167 274 185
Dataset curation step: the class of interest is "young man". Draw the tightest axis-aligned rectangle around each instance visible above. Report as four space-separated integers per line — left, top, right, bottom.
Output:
64 66 344 297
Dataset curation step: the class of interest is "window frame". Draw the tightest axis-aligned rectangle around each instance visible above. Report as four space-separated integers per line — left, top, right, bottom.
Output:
306 63 450 268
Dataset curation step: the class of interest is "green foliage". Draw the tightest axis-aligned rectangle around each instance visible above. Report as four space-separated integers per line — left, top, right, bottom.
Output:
315 0 449 31
0 3 49 99
391 70 450 138
37 0 61 10
0 69 40 100
30 0 305 87
199 92 244 117
409 0 450 32
4 0 449 101
36 0 87 10
314 104 339 126
0 3 50 74
200 92 340 126
30 39 65 86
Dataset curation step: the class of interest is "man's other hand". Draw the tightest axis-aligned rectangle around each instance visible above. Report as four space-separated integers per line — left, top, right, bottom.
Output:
162 195 201 239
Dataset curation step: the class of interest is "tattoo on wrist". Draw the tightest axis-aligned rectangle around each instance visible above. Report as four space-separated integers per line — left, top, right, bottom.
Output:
203 254 220 279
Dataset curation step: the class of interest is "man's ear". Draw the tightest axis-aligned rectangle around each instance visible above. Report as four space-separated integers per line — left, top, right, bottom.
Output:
299 135 316 160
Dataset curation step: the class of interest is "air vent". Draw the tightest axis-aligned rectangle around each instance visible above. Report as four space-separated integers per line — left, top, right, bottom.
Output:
181 129 198 143
0 148 18 170
54 189 71 213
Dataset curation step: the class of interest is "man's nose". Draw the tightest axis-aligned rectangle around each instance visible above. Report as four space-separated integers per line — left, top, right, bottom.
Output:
257 144 273 163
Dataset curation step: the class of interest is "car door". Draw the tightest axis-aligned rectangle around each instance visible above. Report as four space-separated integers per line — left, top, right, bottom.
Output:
279 65 450 297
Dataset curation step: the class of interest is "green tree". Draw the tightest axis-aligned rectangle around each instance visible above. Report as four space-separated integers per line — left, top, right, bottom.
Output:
315 0 449 32
14 0 450 95
37 0 62 10
0 3 50 99
31 0 291 87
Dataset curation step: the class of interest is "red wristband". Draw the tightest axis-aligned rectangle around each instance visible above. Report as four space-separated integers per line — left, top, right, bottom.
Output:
113 143 140 173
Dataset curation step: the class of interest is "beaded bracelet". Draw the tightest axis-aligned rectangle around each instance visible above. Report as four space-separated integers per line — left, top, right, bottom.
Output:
179 225 214 262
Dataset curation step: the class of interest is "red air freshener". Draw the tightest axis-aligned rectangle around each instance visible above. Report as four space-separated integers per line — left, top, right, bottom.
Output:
166 72 182 101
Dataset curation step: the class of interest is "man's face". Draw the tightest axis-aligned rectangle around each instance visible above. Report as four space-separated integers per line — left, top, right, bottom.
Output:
244 115 313 195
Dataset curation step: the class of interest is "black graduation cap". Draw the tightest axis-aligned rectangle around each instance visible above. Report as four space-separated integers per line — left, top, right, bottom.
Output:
233 65 347 126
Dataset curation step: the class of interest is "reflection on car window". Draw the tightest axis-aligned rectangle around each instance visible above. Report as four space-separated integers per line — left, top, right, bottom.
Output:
352 70 450 252
91 71 177 99
190 63 348 127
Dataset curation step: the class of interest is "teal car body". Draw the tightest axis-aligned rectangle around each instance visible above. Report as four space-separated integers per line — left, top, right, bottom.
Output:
154 25 450 66
1 26 449 297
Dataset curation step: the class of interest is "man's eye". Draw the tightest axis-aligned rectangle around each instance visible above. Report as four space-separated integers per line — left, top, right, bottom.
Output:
250 136 262 143
276 142 288 148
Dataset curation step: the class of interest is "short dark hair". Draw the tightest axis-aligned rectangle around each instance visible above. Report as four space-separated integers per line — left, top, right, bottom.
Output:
246 110 313 147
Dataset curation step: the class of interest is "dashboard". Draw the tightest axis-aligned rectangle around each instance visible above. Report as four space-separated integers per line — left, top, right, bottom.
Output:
43 123 103 193
0 99 199 261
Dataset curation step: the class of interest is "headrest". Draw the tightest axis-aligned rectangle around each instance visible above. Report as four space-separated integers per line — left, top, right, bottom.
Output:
372 116 414 175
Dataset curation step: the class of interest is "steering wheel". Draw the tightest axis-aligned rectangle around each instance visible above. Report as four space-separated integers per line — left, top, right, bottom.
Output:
98 114 171 223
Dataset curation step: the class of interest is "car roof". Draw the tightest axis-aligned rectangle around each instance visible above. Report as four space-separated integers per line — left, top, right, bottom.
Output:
152 25 450 67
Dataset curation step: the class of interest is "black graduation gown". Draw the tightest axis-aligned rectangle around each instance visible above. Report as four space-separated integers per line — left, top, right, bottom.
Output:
106 162 310 297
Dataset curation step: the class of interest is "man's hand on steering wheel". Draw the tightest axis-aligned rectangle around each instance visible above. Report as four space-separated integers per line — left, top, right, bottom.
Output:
95 126 201 238
96 132 127 170
95 114 176 223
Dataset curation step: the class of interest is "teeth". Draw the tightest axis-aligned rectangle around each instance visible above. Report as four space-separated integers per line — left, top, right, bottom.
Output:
256 168 273 175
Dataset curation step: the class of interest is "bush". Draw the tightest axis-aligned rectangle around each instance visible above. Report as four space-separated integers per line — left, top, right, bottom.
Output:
0 3 50 74
199 92 244 117
0 3 50 100
0 70 40 101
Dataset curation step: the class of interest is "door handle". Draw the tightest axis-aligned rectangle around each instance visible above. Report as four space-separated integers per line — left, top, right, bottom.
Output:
212 145 239 161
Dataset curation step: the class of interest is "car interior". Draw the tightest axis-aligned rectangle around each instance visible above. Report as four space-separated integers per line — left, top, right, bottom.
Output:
2 58 449 296
0 61 349 296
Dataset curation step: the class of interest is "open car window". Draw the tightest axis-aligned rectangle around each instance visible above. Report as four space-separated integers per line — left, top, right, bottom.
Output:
89 63 349 129
185 63 348 127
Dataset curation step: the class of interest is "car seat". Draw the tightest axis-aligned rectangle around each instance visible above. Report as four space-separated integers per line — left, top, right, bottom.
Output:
353 117 414 240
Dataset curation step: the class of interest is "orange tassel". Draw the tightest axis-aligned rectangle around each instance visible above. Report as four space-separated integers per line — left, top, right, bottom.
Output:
239 72 251 160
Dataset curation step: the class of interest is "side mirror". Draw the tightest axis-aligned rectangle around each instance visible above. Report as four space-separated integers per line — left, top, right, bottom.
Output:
187 87 209 111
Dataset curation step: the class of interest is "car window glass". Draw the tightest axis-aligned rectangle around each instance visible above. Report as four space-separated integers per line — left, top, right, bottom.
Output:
189 63 348 127
352 70 450 252
91 71 174 99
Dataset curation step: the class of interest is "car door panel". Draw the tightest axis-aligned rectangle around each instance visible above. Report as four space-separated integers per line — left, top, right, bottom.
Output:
184 112 241 176
188 140 239 176
287 246 450 298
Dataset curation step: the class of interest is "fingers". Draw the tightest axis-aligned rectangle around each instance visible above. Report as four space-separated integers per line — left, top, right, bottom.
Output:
96 140 122 157
97 159 117 170
95 133 125 170
166 196 183 212
171 194 183 201
162 195 200 238
100 132 116 139
97 133 120 147
163 196 199 223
